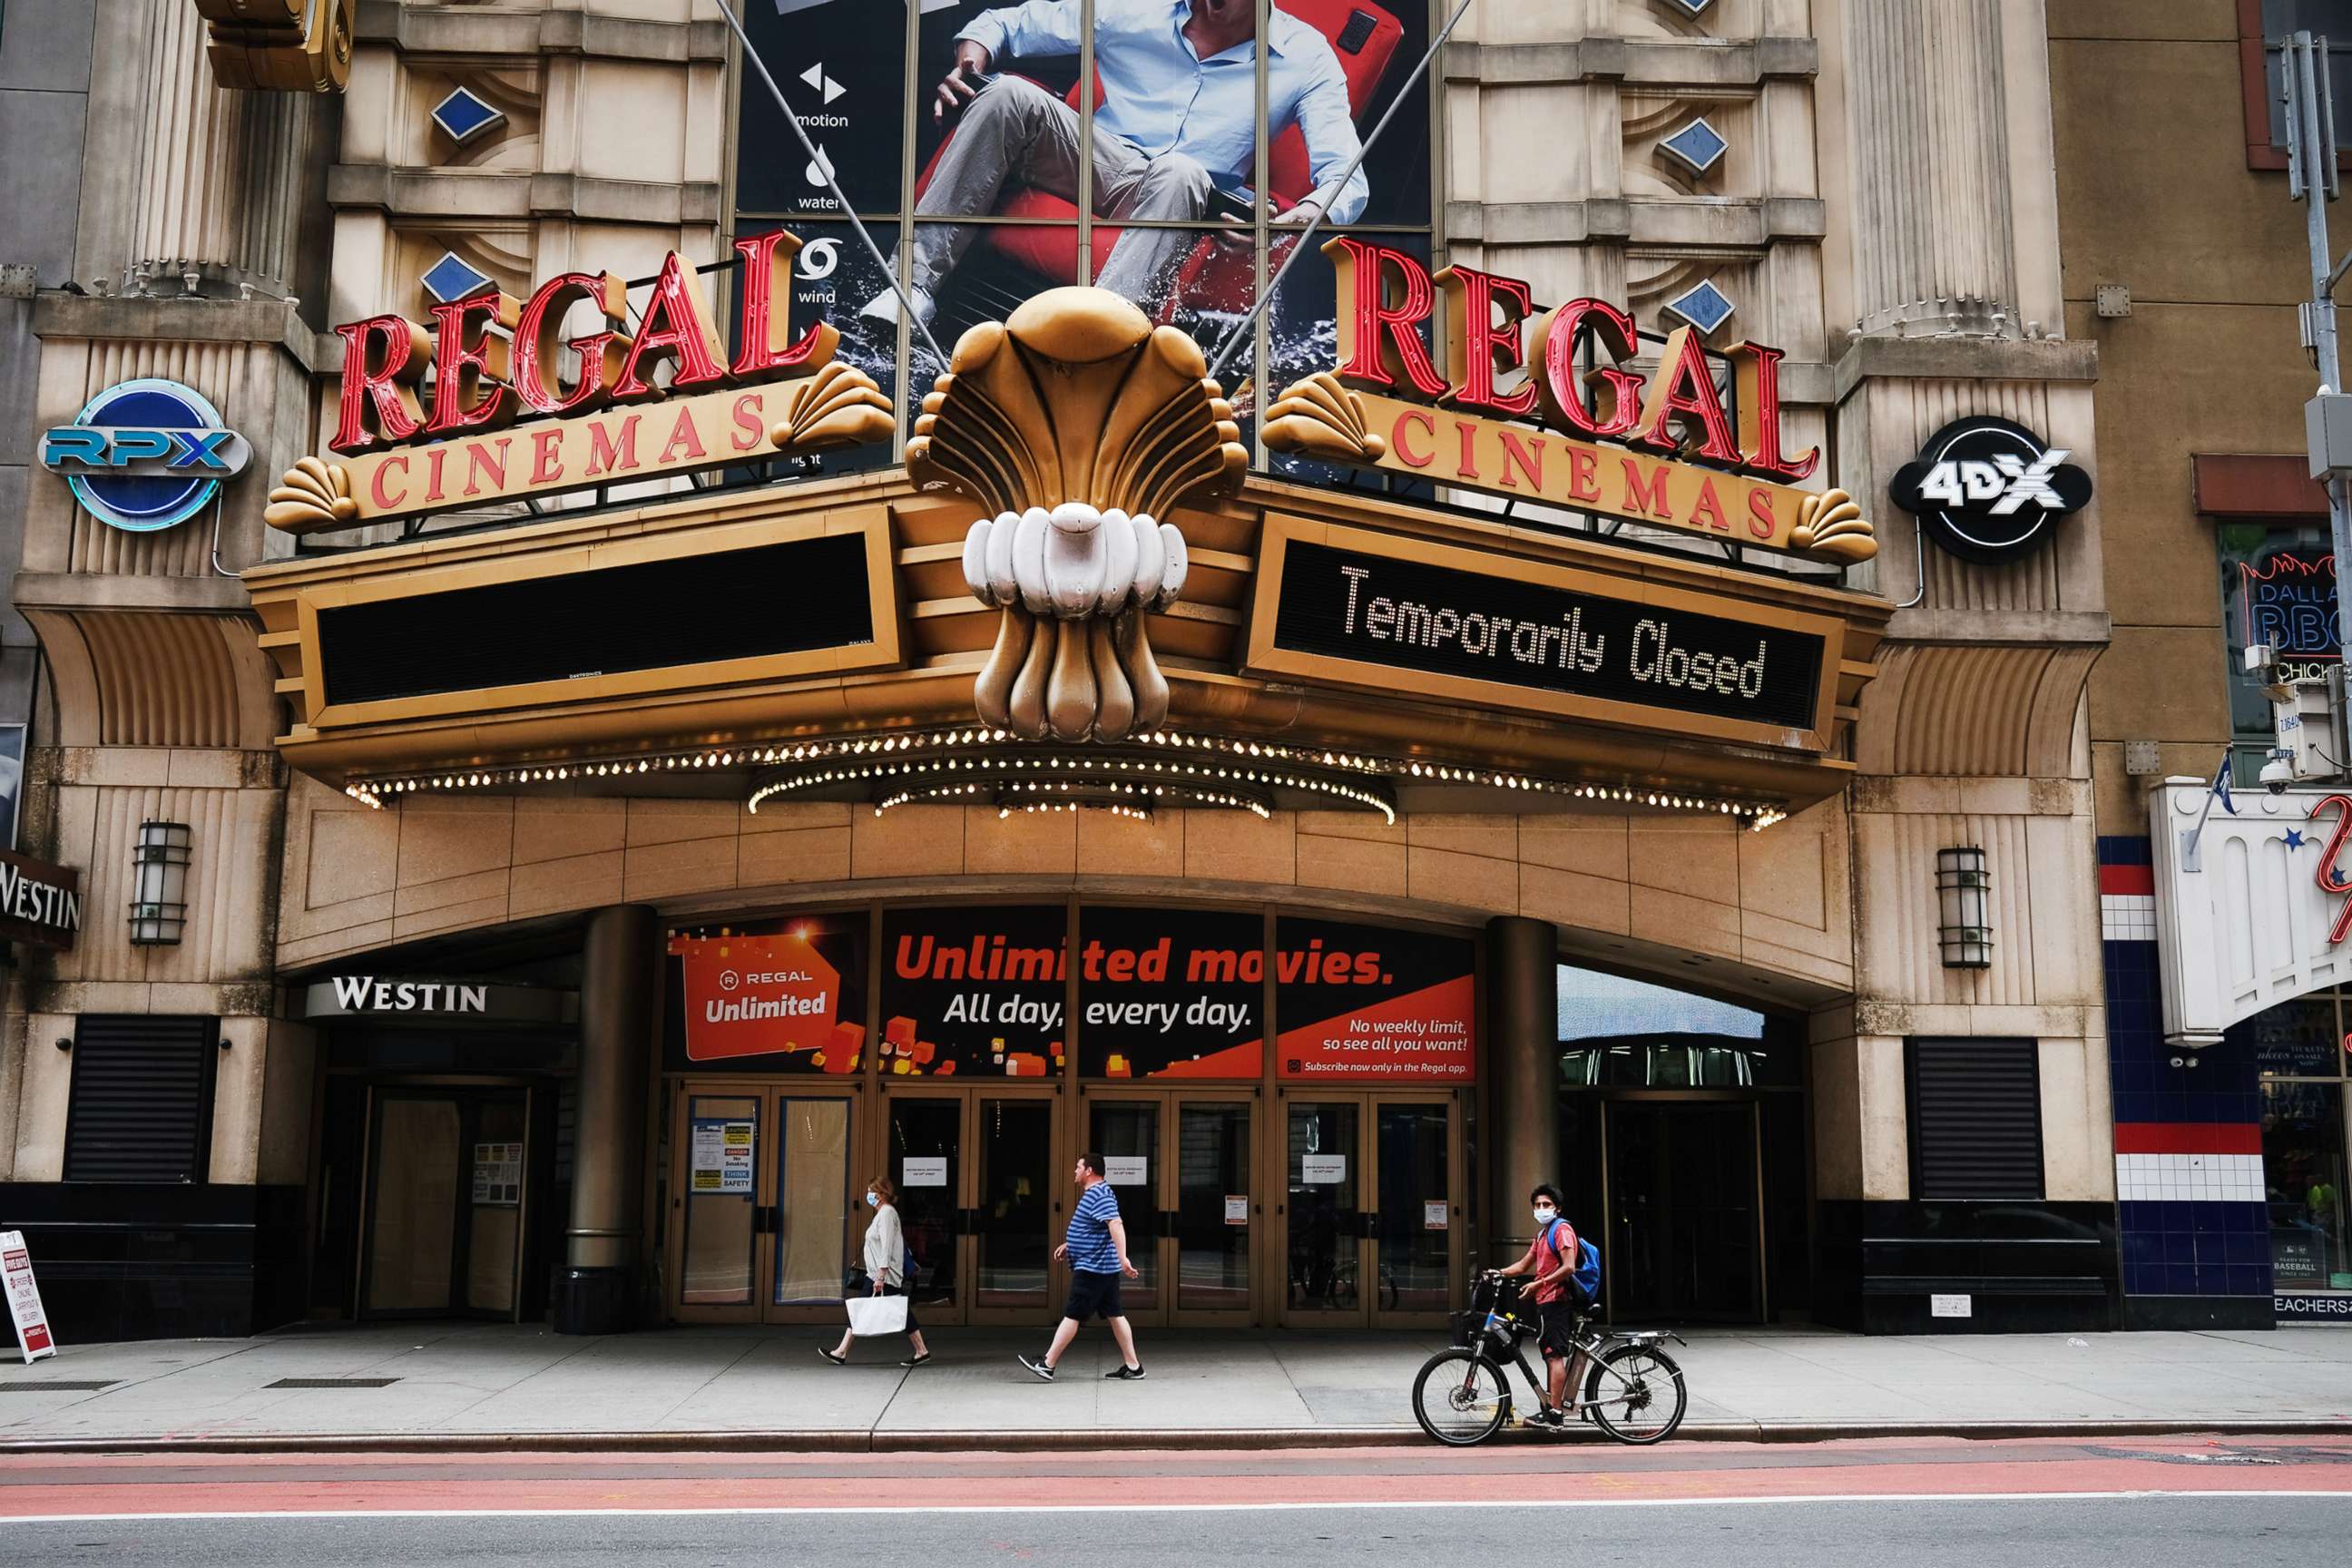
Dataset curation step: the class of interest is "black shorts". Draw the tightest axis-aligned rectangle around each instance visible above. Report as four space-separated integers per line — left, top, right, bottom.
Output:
1063 1269 1125 1322
1534 1299 1582 1358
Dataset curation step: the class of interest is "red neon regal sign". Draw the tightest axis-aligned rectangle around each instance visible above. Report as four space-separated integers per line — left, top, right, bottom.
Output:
264 240 892 534
1262 239 1874 564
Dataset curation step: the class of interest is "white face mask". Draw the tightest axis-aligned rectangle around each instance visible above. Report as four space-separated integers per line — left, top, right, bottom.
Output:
1532 1206 1556 1226
867 1192 880 1209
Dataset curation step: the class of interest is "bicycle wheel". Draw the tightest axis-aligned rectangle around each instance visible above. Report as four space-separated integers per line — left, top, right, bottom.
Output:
1582 1342 1687 1445
1410 1348 1512 1446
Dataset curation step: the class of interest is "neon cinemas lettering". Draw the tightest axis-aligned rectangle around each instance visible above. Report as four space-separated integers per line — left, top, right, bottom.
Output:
1323 238 1818 485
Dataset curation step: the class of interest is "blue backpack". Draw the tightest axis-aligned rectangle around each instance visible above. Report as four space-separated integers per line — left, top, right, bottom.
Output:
1542 1218 1602 1307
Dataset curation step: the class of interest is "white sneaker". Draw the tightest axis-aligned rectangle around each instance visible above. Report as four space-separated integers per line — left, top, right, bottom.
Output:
859 284 936 329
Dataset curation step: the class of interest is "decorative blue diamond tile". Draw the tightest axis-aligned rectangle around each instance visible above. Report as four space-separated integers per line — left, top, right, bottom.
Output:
1667 0 1715 15
431 85 506 146
1660 117 1729 176
421 251 495 306
1662 278 1736 336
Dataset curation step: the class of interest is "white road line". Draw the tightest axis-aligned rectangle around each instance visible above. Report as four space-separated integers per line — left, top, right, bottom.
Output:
5 1490 2351 1524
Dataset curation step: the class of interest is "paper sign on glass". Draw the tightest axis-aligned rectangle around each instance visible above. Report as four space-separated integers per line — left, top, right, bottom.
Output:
1424 1200 1448 1230
1224 1195 1250 1225
903 1156 949 1187
1105 1156 1148 1185
1300 1154 1347 1185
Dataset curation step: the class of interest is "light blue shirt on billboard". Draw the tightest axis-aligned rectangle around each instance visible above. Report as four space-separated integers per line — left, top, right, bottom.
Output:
1066 1180 1124 1274
956 0 1370 222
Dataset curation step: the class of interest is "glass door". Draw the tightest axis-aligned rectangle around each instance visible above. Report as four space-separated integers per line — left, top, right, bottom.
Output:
672 1089 761 1322
973 1093 1058 1322
1280 1096 1367 1327
1081 1092 1256 1327
1087 1098 1163 1322
668 1085 860 1324
884 1089 964 1323
1603 1100 1763 1321
1370 1096 1456 1328
766 1094 855 1322
1171 1096 1254 1326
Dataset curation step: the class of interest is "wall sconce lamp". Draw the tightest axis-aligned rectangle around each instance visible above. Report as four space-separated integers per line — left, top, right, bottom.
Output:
129 820 191 946
1936 846 1993 968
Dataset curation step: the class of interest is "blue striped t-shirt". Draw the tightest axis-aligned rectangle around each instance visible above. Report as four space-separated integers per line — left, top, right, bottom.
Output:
1067 1181 1123 1274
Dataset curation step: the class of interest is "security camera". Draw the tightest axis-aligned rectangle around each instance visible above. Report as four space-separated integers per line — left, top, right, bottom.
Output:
2261 750 2297 795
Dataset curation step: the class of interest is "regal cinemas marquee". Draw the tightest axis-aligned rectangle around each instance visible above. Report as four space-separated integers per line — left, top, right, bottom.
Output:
240 237 1896 1335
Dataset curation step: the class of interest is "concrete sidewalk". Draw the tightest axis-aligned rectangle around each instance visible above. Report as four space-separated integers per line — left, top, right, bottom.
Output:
3 1322 2350 1452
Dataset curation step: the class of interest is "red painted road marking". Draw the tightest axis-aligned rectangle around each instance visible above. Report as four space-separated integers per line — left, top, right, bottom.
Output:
0 1436 2347 1518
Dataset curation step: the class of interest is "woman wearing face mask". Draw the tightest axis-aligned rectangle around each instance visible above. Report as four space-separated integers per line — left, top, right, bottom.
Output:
1487 1184 1583 1426
820 1177 932 1367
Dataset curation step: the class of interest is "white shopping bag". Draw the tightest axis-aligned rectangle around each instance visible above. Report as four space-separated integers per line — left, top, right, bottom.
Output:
846 1294 908 1336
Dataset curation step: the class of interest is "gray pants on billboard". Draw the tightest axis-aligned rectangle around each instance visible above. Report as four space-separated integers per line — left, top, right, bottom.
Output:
896 75 1219 311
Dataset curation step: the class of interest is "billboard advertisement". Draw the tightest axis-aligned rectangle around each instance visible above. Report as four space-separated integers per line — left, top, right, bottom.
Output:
1274 916 1475 1081
1076 904 1264 1078
878 903 1069 1076
666 914 868 1073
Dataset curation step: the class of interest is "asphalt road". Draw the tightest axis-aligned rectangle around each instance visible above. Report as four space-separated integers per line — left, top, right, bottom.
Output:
4 1434 2348 1566
5 1495 2349 1567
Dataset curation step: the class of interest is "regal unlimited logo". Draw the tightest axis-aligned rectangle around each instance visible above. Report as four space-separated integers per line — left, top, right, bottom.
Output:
1890 416 2092 564
39 378 251 533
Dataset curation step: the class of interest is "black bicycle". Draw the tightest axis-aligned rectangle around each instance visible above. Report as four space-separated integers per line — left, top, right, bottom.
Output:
1410 1272 1688 1446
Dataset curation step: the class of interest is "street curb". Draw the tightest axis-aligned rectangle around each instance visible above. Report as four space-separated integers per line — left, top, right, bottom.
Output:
2 1418 2347 1456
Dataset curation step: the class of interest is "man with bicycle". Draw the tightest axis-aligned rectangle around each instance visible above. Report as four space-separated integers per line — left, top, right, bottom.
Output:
1488 1184 1589 1426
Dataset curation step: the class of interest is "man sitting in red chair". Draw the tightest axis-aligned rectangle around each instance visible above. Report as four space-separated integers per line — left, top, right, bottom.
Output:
859 0 1370 333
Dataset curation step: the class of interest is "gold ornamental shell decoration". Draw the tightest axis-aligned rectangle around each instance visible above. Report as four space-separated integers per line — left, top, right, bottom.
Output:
1261 370 1387 463
769 359 896 455
263 456 357 533
908 287 1249 743
1790 487 1877 564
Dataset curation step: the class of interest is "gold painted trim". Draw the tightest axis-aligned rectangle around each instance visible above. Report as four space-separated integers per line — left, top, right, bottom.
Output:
1242 514 1845 755
289 506 902 730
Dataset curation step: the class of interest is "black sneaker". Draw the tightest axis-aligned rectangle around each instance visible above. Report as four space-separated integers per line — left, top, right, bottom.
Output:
1532 1406 1566 1427
1103 1363 1146 1380
1017 1353 1055 1381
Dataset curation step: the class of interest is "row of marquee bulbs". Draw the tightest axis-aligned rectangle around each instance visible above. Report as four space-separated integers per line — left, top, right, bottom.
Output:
875 780 1257 821
750 751 1390 824
338 725 1788 830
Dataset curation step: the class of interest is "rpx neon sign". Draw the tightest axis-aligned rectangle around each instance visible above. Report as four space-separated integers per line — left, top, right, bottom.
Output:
39 378 252 534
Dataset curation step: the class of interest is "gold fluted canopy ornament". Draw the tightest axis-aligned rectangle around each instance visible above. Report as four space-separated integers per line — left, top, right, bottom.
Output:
1789 487 1877 563
908 288 1250 743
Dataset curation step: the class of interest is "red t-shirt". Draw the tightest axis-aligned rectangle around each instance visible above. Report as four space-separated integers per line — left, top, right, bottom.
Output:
1524 1219 1578 1305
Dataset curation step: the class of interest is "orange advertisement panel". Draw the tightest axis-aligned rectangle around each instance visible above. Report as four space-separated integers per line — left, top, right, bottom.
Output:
1274 917 1477 1083
666 916 867 1073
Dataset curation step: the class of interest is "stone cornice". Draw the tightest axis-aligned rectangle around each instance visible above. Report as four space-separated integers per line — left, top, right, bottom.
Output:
31 293 336 375
355 0 728 63
327 166 722 226
1443 36 1818 88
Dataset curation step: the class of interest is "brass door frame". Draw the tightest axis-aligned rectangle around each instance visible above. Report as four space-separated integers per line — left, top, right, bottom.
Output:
663 1080 864 1325
1272 1088 1464 1329
1367 1091 1463 1331
1079 1086 1260 1329
965 1085 1067 1327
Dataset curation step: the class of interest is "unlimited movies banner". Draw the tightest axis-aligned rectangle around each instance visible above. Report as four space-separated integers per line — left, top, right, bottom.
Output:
1275 916 1476 1082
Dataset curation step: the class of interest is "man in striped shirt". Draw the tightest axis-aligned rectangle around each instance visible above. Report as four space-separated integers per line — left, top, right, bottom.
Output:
1018 1152 1145 1380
